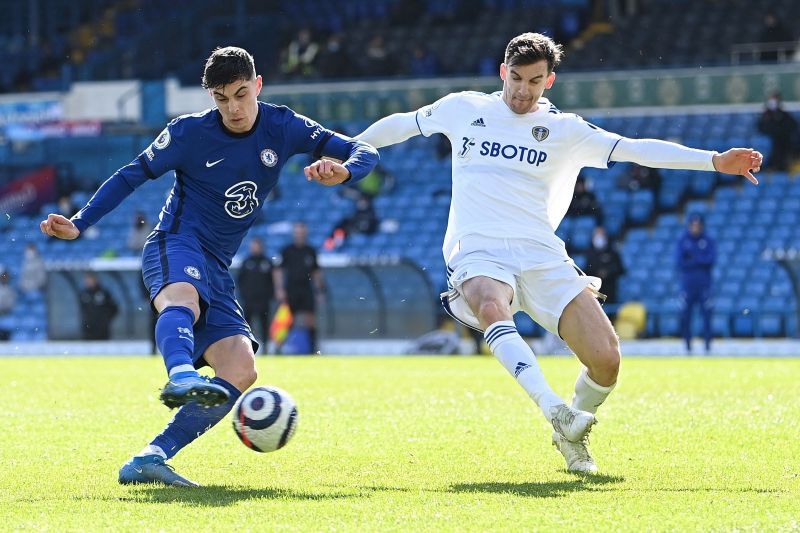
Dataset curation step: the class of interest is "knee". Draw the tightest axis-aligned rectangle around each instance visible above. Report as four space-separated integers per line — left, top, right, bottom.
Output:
589 335 620 384
227 364 258 392
242 365 258 389
476 298 511 327
183 302 202 324
156 284 201 324
159 300 201 324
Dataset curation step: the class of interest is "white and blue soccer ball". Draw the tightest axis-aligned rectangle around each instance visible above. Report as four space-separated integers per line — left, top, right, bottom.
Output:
232 386 298 453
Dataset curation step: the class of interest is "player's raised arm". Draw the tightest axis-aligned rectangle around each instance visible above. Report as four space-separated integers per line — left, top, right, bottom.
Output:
356 92 462 149
609 138 762 185
39 163 150 240
40 123 181 239
355 111 422 149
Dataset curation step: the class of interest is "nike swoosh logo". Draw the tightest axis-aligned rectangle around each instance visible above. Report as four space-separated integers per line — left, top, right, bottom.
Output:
206 158 224 167
134 467 143 474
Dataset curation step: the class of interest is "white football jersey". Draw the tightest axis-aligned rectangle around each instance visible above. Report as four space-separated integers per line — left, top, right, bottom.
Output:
415 91 621 259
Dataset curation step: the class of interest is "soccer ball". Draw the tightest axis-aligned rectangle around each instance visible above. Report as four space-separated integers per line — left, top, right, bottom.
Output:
232 386 299 452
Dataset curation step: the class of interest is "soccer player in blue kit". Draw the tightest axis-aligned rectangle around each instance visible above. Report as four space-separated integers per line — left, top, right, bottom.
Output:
39 47 379 486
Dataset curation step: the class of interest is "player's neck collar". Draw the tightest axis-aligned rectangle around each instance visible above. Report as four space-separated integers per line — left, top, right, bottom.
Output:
216 104 261 138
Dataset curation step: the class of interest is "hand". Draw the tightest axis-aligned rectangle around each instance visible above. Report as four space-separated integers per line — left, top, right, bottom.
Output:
304 159 351 186
712 148 763 185
39 213 80 240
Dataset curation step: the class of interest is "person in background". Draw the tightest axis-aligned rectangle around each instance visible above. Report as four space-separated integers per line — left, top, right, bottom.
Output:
757 92 798 172
19 243 46 293
566 175 603 224
275 223 325 354
361 35 392 76
327 193 380 250
409 45 439 77
78 272 118 340
237 237 278 351
676 213 715 354
317 34 351 79
585 226 625 309
617 164 661 208
757 11 794 62
127 211 150 253
281 28 319 78
0 268 17 340
58 195 78 218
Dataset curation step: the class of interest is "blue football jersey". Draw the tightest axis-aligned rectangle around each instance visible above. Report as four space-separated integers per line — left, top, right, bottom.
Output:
72 102 378 264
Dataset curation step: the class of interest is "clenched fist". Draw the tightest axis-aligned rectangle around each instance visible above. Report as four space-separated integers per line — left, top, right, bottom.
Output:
304 158 351 186
40 214 80 240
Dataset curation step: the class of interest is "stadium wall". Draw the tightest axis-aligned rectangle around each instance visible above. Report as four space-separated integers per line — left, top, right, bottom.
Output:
2 63 798 128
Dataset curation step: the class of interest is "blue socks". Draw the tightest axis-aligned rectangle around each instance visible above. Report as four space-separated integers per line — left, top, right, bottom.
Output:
149 377 242 459
155 306 197 377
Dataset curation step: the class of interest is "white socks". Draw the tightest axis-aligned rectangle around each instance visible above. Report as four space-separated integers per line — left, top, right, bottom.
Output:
485 321 565 419
136 444 167 459
571 367 615 414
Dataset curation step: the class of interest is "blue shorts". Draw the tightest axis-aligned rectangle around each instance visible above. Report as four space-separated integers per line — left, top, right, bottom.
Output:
142 230 258 366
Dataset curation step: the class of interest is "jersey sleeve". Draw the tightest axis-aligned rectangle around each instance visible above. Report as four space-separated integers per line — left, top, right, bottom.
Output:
284 110 379 182
415 92 463 138
138 119 186 179
568 115 623 169
284 112 339 158
70 121 186 232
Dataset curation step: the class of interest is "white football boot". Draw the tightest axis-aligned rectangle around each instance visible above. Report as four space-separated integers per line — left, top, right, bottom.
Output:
552 432 598 473
548 404 596 442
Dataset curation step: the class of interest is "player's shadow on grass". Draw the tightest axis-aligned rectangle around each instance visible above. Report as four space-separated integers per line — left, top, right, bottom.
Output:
126 485 356 506
450 474 624 498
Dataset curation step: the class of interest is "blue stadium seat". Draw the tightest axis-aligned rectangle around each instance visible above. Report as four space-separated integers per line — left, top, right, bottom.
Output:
731 313 755 337
758 313 784 337
657 312 681 337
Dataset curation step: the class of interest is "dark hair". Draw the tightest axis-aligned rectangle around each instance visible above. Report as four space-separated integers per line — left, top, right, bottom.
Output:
504 32 563 72
202 46 256 89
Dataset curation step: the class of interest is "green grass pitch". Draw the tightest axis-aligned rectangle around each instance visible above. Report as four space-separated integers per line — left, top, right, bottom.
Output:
1 356 798 531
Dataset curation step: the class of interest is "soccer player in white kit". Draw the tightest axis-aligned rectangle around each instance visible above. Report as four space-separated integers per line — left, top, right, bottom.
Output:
351 33 762 473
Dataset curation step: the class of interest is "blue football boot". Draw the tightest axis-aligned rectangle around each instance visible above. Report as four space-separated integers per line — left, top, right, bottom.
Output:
159 374 230 409
118 454 199 487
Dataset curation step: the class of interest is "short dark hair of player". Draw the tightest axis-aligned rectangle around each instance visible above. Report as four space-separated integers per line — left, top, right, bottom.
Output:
201 46 256 89
504 33 564 72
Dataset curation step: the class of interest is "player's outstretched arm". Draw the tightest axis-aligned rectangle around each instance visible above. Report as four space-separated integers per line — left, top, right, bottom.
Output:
306 135 379 187
39 213 80 240
610 138 762 185
355 112 421 149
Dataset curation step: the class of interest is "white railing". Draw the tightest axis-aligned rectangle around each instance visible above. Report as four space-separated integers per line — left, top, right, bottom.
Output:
731 41 797 65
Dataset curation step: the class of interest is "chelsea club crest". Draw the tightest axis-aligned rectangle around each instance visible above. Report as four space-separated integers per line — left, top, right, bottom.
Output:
260 148 278 167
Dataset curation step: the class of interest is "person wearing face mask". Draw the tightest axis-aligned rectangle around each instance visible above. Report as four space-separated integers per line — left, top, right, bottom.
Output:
354 32 761 474
19 243 46 293
676 213 716 354
0 268 16 340
585 227 624 308
126 211 151 253
757 92 798 172
317 34 351 79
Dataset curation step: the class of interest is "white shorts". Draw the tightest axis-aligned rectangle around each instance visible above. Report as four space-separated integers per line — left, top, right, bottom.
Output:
442 235 602 335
